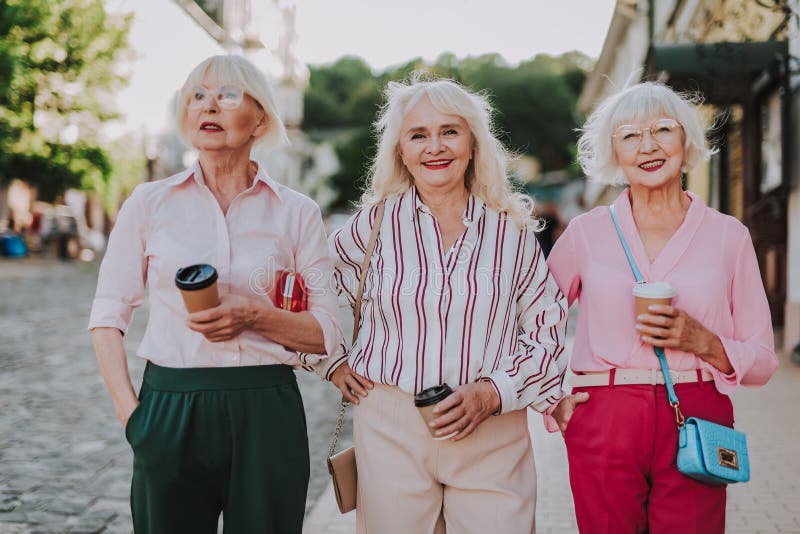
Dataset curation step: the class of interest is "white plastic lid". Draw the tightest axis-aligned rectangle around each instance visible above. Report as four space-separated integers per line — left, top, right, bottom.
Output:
632 281 675 299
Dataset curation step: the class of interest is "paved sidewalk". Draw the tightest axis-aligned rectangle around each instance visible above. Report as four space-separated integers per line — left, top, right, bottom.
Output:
304 354 800 534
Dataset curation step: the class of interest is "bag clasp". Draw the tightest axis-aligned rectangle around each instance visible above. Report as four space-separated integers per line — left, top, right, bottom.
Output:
718 447 739 470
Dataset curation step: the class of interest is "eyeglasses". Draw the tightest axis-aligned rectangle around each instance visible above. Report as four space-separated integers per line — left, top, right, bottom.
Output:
187 85 245 110
612 118 683 152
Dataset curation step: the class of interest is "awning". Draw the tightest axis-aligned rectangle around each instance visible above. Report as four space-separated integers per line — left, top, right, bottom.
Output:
648 41 788 103
651 41 788 78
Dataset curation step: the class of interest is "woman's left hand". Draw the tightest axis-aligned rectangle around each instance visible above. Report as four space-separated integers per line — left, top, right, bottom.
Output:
186 294 258 342
429 381 500 441
636 304 733 373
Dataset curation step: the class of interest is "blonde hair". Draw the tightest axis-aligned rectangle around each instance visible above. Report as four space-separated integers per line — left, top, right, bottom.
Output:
577 81 714 185
363 75 538 228
176 55 288 148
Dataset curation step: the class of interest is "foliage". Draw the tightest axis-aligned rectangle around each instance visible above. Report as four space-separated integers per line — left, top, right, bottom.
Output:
326 128 377 209
0 0 132 202
303 52 592 209
103 133 147 214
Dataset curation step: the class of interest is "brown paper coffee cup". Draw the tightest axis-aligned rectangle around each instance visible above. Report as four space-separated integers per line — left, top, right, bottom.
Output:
414 384 457 440
632 281 675 317
176 264 220 313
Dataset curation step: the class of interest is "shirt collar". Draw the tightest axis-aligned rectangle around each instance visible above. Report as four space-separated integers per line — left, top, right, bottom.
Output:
165 160 283 202
462 194 485 224
613 187 704 220
405 185 485 224
251 161 284 202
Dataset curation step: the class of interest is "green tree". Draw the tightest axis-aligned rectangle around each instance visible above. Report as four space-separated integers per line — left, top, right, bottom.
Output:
304 56 379 129
304 52 593 208
0 0 132 202
327 128 376 210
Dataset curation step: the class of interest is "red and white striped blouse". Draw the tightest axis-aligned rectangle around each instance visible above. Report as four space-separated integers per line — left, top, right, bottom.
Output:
321 187 568 413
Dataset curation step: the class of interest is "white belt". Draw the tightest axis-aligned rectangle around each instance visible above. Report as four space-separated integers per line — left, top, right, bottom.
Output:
569 369 714 387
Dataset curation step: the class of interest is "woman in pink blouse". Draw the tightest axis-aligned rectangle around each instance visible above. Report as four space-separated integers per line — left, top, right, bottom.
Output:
318 77 568 533
89 55 342 533
547 82 778 533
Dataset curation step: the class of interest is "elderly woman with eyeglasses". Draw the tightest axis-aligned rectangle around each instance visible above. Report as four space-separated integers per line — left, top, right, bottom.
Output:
88 55 342 533
546 82 777 533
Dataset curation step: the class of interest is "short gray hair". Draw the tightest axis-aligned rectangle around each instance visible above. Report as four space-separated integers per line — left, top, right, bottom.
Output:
177 55 288 148
577 82 714 185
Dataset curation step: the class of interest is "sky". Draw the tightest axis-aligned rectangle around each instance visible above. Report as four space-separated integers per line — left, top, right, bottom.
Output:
106 0 618 139
293 0 618 70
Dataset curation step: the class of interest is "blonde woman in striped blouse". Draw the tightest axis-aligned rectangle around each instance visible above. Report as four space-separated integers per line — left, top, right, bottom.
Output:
318 77 569 534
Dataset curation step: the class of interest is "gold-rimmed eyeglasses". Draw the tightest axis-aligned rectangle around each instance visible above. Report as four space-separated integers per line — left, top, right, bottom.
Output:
612 118 683 152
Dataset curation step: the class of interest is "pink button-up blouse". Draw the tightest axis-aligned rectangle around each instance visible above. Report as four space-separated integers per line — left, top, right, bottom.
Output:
88 161 342 368
547 189 777 392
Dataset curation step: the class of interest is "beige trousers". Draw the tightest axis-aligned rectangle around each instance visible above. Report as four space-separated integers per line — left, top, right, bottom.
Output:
354 384 536 534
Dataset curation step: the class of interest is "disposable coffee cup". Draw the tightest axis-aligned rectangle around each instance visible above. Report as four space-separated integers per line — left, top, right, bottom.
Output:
632 281 675 317
414 384 457 440
175 264 220 313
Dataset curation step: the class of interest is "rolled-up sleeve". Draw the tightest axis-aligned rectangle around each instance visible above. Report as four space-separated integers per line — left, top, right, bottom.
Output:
485 233 569 414
712 230 778 392
88 186 148 334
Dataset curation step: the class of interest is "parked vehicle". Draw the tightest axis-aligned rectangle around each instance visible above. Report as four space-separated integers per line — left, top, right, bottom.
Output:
30 203 104 260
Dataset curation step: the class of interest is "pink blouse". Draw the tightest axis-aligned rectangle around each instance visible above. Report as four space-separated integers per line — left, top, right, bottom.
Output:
89 161 342 368
547 189 777 392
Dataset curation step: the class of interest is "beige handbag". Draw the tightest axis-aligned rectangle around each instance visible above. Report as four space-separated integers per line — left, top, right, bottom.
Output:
326 201 385 514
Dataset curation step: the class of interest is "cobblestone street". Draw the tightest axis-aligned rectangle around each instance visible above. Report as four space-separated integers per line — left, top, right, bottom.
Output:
0 258 351 533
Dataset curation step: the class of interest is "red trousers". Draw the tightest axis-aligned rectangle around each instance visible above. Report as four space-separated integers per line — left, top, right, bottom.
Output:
565 380 733 534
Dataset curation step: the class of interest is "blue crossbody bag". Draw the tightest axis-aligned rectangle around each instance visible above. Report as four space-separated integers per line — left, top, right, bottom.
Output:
609 205 750 485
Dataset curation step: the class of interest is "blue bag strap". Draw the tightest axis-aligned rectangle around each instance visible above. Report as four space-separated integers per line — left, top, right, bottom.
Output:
609 206 685 425
609 205 645 284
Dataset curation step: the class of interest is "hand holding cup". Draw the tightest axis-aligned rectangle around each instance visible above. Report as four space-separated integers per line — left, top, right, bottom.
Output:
414 384 457 440
419 381 500 441
634 281 734 374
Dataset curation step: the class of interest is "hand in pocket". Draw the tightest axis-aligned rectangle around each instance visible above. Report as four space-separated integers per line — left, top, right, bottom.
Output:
551 392 590 436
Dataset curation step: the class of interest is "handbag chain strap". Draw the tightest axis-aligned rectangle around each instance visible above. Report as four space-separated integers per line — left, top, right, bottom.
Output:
609 204 686 427
327 399 349 458
327 200 387 457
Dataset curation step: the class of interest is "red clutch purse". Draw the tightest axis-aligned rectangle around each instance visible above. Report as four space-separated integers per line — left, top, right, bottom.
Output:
273 270 308 312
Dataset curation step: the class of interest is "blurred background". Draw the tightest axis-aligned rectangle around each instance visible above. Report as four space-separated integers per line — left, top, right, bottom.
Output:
1 1 799 532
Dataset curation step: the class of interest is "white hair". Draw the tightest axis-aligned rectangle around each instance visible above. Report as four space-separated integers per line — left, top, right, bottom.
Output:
176 55 288 148
577 81 715 185
362 75 539 228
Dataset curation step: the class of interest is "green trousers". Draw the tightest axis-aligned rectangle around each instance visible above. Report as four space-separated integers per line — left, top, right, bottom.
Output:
125 362 310 534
